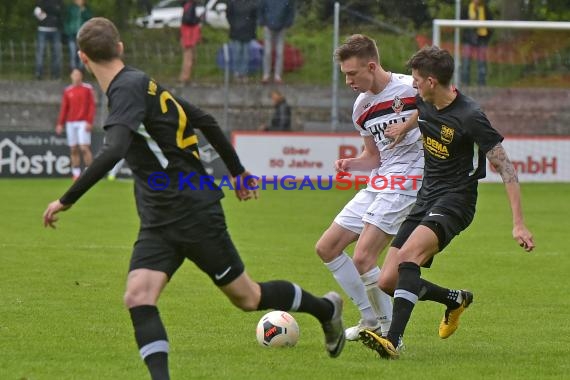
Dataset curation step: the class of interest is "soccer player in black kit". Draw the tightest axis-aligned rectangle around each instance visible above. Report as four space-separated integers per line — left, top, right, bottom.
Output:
358 46 535 359
43 17 345 379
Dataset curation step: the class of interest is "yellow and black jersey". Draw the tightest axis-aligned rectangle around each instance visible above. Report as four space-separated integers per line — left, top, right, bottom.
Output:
416 89 503 201
61 66 244 228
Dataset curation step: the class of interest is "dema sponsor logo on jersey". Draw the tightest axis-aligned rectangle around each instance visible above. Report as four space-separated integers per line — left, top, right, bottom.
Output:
423 135 450 159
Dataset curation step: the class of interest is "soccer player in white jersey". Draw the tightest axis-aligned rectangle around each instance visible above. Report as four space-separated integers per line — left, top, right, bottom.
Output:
315 34 424 341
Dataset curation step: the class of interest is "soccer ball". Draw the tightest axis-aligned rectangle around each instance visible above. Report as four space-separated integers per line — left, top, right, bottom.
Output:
256 310 299 347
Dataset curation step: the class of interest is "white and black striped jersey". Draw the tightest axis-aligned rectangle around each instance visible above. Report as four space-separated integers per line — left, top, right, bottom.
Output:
352 73 424 195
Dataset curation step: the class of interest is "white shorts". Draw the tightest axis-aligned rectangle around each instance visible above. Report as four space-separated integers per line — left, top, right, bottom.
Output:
65 121 91 146
333 189 416 236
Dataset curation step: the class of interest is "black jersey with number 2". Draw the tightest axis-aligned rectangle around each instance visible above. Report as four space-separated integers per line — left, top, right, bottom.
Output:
105 66 224 227
415 89 503 202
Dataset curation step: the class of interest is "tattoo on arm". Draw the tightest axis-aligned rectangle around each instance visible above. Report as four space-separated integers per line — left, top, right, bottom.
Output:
486 143 519 183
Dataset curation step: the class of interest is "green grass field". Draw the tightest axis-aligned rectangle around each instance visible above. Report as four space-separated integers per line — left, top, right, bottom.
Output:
0 179 568 380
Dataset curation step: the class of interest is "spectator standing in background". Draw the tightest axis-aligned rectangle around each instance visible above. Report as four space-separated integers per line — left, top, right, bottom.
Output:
34 0 64 80
227 0 258 83
461 0 493 86
179 0 202 85
258 0 295 84
258 90 291 131
56 68 96 180
64 0 92 70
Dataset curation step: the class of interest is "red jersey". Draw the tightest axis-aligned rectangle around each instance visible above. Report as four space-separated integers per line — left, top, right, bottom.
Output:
57 83 96 125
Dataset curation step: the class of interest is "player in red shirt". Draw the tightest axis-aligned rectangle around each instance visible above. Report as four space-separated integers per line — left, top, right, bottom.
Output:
56 68 96 180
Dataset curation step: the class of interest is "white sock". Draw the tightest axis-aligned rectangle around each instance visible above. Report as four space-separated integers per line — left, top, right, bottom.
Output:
325 252 376 323
361 266 393 335
72 167 81 177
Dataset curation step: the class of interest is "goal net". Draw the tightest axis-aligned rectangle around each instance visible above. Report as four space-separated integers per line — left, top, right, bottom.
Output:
431 19 570 88
432 20 570 182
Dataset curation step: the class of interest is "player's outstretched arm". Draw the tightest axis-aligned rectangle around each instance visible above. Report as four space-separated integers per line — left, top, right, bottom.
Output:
486 143 535 252
185 104 247 176
43 125 132 228
183 102 259 201
335 136 379 174
179 97 262 201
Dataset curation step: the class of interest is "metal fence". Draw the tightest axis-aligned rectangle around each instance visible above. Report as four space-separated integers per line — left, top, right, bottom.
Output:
0 38 223 81
1 30 569 85
0 40 418 87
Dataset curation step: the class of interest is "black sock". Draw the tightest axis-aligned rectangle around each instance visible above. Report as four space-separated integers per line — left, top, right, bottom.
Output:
418 279 462 309
145 353 169 380
258 280 333 323
387 262 421 347
129 305 170 380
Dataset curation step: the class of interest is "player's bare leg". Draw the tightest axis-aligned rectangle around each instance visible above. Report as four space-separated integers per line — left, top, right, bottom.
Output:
378 246 401 296
79 144 93 167
179 47 194 84
219 271 261 311
69 145 81 179
315 222 358 263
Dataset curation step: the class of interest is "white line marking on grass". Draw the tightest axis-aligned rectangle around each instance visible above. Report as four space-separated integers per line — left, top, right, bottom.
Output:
0 243 131 250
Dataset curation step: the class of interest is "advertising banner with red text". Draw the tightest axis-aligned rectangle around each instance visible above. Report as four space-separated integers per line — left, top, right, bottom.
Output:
232 132 570 183
232 131 364 180
481 137 569 182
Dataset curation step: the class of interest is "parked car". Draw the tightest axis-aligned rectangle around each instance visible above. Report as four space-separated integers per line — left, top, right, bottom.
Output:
135 0 229 29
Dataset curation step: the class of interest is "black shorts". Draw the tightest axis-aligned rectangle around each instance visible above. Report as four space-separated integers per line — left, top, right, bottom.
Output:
391 192 476 265
130 201 245 286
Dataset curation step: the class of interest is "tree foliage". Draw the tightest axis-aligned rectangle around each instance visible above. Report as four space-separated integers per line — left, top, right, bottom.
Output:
0 0 147 40
525 0 570 21
1 0 569 41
